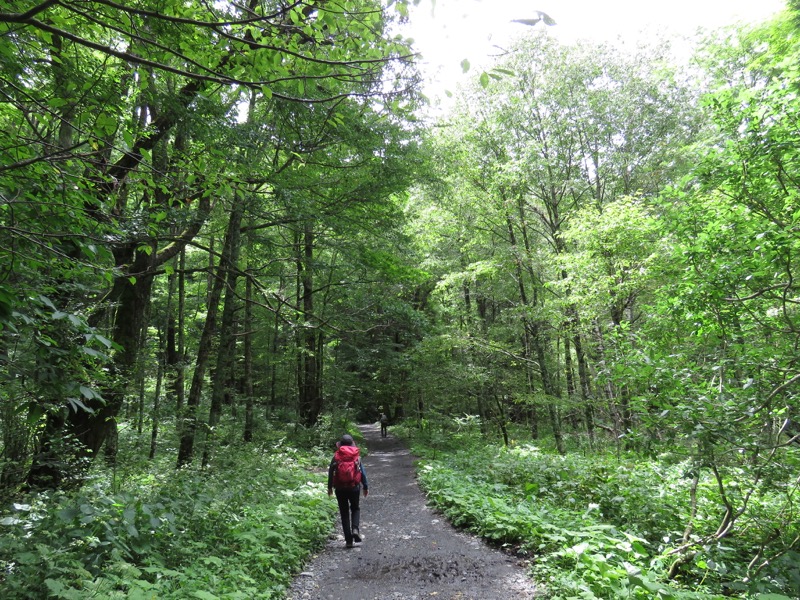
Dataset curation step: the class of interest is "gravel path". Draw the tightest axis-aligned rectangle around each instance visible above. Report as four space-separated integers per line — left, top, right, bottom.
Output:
285 423 539 600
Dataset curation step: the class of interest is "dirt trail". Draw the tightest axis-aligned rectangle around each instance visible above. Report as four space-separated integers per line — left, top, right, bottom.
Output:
285 424 538 600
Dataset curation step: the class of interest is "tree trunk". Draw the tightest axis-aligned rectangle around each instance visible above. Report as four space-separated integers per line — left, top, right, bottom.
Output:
70 242 156 459
530 318 565 454
25 414 66 490
167 251 186 415
149 348 164 460
269 305 280 412
298 221 323 426
243 271 255 443
202 197 244 467
495 393 510 447
176 201 242 468
564 332 576 403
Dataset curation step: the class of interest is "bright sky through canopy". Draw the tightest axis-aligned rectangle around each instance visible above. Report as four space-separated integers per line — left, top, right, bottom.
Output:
402 0 788 104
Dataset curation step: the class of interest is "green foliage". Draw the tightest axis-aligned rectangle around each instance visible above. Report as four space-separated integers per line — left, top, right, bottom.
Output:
5 3 800 600
408 424 799 599
1 0 425 481
0 442 336 599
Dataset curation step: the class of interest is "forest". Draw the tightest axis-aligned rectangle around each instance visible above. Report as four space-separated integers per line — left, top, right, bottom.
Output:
1 0 800 598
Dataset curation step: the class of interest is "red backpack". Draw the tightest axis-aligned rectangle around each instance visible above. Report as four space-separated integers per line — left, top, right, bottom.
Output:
333 445 362 488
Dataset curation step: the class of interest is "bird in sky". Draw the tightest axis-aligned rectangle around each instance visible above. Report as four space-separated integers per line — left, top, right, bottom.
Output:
512 10 557 26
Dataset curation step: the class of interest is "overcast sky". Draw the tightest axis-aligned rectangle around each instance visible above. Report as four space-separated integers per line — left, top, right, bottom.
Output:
400 0 788 104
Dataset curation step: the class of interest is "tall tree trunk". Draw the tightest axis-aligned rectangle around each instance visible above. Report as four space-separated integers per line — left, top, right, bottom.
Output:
28 197 210 488
166 251 186 415
564 332 576 404
149 347 164 460
71 242 157 460
530 317 565 454
269 305 280 412
298 221 323 426
134 290 153 437
494 392 510 447
202 197 244 467
243 271 255 443
176 201 242 468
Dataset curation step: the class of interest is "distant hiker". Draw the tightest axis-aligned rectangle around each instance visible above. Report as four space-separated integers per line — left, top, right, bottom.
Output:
328 434 369 548
380 413 388 437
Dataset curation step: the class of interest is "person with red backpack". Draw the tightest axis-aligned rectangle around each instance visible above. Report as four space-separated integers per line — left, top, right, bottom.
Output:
327 434 369 548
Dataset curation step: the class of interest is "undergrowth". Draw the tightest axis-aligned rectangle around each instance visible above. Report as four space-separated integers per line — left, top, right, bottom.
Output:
400 421 798 600
0 418 343 599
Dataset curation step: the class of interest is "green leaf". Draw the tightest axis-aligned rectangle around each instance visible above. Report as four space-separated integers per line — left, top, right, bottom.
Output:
67 397 95 414
95 112 118 135
44 579 66 595
123 505 137 524
460 58 470 73
25 403 44 426
39 295 57 310
92 334 114 348
82 347 106 359
57 506 81 522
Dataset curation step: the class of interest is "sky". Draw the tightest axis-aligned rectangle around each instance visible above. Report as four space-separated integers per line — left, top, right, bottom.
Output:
400 0 788 105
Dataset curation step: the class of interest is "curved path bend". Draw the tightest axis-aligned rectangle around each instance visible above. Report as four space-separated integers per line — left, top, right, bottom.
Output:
285 424 538 600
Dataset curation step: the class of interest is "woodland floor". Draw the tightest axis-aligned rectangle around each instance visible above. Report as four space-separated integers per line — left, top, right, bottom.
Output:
284 423 539 600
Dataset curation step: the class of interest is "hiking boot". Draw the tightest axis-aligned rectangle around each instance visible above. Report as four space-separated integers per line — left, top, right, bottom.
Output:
352 528 361 542
345 541 354 549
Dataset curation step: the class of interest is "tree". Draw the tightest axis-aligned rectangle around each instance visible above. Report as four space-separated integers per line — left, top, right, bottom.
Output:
411 31 699 448
635 12 800 576
1 0 418 489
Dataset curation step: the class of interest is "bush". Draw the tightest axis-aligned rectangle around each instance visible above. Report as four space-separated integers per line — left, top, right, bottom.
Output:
0 442 336 599
408 426 798 600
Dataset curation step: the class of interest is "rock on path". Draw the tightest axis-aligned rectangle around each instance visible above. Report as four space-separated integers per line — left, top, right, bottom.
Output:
285 424 538 600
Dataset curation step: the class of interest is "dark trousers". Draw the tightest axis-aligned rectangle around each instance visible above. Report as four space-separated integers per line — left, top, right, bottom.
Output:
380 423 388 437
334 486 361 543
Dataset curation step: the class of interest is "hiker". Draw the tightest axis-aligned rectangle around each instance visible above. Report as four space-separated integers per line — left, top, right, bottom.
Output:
327 434 369 548
379 412 389 438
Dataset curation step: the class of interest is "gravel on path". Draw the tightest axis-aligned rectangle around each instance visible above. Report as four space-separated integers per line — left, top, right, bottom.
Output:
285 423 539 600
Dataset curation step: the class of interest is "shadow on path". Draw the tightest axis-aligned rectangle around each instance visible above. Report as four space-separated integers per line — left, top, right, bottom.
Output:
285 424 538 600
